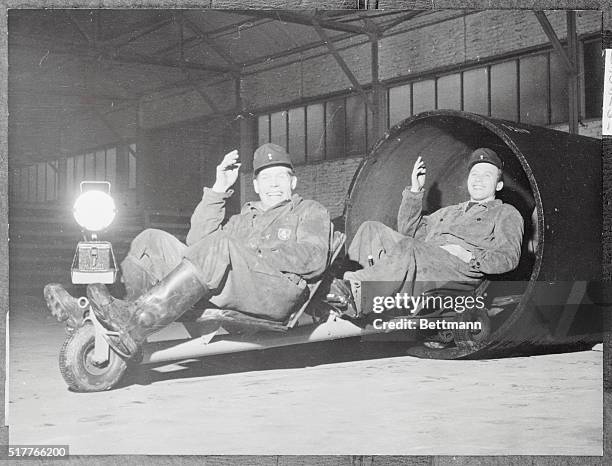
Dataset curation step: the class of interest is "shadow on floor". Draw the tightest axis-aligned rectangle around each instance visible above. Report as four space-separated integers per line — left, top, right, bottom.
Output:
117 337 420 389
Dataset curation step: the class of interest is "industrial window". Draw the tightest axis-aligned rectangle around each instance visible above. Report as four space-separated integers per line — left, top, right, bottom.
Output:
583 39 603 119
490 61 518 121
270 111 287 149
325 99 346 160
306 103 325 162
345 95 367 156
10 143 137 204
388 83 411 127
288 107 306 164
387 37 602 129
259 94 371 165
437 74 461 111
412 79 435 115
520 54 549 125
462 68 489 115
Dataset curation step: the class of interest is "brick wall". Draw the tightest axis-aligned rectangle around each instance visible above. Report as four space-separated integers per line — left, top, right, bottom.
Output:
242 10 601 109
141 116 241 214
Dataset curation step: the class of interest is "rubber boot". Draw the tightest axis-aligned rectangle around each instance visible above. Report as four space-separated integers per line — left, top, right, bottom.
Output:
120 254 158 300
88 259 209 358
43 283 85 329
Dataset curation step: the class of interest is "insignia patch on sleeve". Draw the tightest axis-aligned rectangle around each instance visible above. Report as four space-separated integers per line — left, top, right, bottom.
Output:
277 228 291 241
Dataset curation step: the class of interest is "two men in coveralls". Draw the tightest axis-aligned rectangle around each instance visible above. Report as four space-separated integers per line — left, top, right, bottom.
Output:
330 148 524 316
44 143 332 358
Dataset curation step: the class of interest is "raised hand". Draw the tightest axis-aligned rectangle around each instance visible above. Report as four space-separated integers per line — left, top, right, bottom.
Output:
212 150 241 193
410 156 426 193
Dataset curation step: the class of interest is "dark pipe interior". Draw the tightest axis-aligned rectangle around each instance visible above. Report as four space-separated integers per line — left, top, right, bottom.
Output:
345 115 538 282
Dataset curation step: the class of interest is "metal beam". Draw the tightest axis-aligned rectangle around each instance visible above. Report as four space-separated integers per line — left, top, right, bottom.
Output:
234 10 370 35
9 87 138 102
154 17 269 60
65 11 94 45
11 35 239 74
379 11 425 34
370 34 386 141
90 108 138 158
181 70 221 114
567 11 580 135
98 16 174 51
311 19 374 110
182 15 238 67
533 11 576 75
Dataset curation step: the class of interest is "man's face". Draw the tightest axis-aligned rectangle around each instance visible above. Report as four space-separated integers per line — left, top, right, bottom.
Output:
467 162 503 202
253 165 297 210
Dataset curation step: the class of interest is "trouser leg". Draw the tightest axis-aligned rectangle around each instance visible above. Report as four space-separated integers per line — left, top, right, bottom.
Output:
121 228 186 298
184 230 308 321
347 221 405 268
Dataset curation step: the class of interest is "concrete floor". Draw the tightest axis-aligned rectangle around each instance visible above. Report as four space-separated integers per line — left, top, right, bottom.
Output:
8 294 603 456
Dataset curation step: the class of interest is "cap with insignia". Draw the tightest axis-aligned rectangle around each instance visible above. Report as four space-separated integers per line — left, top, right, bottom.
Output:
253 143 294 174
467 147 503 170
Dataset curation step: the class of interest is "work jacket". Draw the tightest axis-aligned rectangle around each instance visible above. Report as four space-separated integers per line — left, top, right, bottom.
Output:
186 188 331 281
397 188 524 275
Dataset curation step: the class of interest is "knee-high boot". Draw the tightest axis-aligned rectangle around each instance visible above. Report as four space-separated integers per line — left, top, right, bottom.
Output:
87 259 209 358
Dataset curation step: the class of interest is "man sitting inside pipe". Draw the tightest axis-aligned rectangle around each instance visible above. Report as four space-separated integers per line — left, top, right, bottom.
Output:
330 148 524 317
44 143 331 358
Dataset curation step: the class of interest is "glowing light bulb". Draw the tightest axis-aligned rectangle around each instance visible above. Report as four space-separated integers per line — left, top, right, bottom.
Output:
73 190 116 232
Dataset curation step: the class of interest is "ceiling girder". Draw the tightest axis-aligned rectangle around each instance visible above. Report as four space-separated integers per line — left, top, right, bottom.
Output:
233 9 370 35
11 34 239 74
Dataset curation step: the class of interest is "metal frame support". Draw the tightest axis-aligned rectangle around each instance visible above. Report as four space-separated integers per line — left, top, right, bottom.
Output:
534 11 576 75
312 19 375 111
566 11 580 135
370 33 387 141
534 10 580 134
238 10 370 35
91 108 137 158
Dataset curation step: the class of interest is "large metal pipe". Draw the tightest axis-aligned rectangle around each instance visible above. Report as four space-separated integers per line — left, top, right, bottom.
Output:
344 110 604 358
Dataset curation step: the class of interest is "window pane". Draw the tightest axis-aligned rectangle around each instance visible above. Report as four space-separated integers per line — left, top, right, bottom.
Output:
28 165 37 202
463 68 488 115
365 90 378 150
288 107 306 164
65 157 73 200
584 40 603 119
37 163 46 202
85 152 95 180
345 95 366 156
550 50 569 124
520 54 549 125
128 150 137 190
258 114 270 146
325 99 346 159
95 150 106 180
74 155 85 191
20 168 28 201
412 79 435 115
306 103 324 162
491 61 518 121
437 74 461 110
270 111 287 149
46 162 57 201
9 170 17 200
388 83 411 127
106 148 117 189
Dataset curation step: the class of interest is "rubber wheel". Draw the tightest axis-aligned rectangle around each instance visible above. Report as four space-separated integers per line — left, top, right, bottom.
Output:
453 308 492 347
59 322 127 392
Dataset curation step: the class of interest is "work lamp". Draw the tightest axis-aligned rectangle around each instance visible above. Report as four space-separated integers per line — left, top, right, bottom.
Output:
71 181 118 285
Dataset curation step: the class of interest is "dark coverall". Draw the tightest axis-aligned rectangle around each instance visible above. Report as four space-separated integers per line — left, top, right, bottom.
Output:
121 188 331 321
345 187 524 299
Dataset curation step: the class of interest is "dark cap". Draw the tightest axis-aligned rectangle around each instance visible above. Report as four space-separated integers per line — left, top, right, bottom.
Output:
467 148 503 170
253 143 293 174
